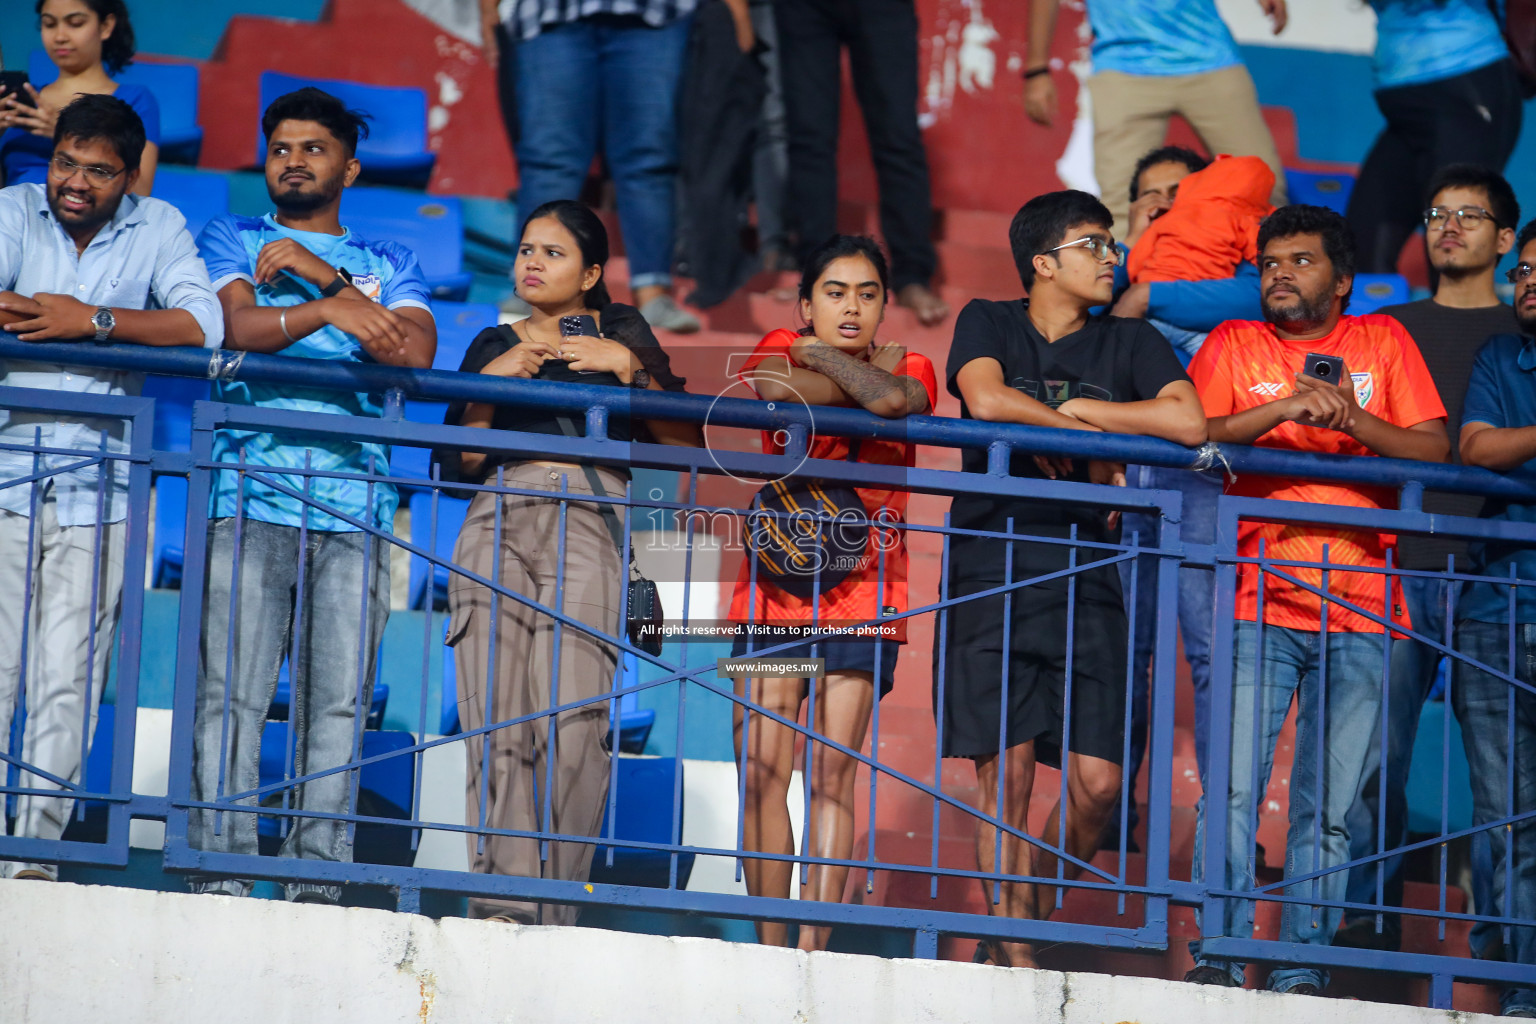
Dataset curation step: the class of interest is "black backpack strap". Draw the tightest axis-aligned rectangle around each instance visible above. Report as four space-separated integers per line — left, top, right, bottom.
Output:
555 414 626 553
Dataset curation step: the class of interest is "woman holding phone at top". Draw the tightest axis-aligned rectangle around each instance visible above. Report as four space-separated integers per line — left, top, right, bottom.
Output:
0 0 159 192
731 235 937 949
434 199 700 926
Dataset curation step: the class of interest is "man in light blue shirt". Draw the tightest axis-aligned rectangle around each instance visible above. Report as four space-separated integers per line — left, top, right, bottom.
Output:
1024 0 1287 232
0 93 220 881
189 87 435 903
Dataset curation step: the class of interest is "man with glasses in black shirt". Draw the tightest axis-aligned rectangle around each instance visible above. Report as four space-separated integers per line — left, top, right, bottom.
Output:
1335 163 1518 954
938 189 1206 968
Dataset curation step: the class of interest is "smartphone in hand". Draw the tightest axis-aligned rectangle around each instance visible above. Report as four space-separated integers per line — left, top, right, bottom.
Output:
0 72 36 109
1301 352 1349 386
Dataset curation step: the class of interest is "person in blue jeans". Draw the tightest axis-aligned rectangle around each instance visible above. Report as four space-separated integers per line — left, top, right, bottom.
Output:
188 89 437 903
1185 205 1450 994
1112 146 1263 850
478 0 703 333
1450 221 1536 1015
1336 164 1519 955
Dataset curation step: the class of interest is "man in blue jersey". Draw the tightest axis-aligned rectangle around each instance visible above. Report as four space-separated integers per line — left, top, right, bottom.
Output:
1024 0 1287 232
189 87 436 902
1346 0 1522 273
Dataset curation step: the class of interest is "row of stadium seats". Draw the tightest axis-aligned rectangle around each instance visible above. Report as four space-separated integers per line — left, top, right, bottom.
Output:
28 53 435 185
145 168 472 300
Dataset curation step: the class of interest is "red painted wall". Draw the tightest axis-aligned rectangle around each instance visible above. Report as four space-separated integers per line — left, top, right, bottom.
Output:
195 0 1092 211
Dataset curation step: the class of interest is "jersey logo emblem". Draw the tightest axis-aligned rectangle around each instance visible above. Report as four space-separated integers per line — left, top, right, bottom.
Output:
1350 371 1374 407
349 272 383 302
1248 381 1286 397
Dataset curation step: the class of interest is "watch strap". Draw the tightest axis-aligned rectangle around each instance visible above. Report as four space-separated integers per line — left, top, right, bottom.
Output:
320 268 350 298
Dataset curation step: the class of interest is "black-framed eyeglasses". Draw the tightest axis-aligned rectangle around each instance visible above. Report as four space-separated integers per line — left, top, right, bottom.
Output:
49 153 125 188
1038 235 1125 266
1424 205 1499 230
1507 263 1535 285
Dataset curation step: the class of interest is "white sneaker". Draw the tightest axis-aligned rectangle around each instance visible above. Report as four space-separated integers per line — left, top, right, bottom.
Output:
639 294 701 334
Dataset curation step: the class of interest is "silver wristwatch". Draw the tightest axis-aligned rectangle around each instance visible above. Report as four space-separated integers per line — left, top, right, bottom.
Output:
91 306 116 343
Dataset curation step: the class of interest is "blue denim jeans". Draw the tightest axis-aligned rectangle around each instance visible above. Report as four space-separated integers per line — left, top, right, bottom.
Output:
1452 619 1536 1015
1115 464 1221 839
1341 576 1495 951
1192 622 1386 992
512 14 693 289
189 519 390 902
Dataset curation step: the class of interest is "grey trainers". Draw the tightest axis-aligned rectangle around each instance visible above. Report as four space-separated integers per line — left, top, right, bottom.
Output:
498 290 531 323
639 294 701 334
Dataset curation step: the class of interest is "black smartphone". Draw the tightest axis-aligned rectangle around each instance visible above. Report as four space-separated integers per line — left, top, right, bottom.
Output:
0 71 35 109
558 314 599 338
1301 352 1349 386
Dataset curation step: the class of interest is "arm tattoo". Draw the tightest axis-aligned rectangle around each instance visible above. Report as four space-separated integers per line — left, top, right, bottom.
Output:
793 339 928 413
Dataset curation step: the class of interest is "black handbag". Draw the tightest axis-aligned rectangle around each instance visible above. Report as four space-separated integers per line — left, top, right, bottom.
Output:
744 442 871 600
556 416 665 657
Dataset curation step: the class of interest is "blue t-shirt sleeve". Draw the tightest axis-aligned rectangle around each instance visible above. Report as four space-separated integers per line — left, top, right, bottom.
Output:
379 243 432 311
1462 335 1514 429
196 216 253 290
1145 262 1262 332
115 83 161 147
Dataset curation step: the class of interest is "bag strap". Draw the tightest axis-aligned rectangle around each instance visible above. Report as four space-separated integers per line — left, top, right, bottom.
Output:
555 414 627 554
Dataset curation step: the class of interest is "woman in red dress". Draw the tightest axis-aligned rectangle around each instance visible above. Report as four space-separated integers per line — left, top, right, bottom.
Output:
729 235 937 949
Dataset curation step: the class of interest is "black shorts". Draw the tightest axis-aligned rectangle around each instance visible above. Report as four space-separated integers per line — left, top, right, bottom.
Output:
732 625 899 699
933 575 1127 767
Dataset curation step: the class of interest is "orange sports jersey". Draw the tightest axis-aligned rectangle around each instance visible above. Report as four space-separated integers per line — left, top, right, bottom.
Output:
727 328 939 639
1189 314 1446 633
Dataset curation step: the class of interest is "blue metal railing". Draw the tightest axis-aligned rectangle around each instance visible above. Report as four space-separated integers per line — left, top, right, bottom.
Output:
0 338 1533 1007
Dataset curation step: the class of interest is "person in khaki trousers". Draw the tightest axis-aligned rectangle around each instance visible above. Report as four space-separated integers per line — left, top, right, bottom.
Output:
436 200 699 924
1024 0 1288 232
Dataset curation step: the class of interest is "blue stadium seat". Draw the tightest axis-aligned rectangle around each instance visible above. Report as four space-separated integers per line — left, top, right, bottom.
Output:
257 72 435 187
609 653 655 754
150 168 228 239
1351 273 1411 315
407 490 470 610
1285 167 1356 217
144 374 208 588
429 300 498 372
342 187 472 300
152 475 187 589
257 722 419 865
29 51 203 164
590 756 695 889
440 641 461 736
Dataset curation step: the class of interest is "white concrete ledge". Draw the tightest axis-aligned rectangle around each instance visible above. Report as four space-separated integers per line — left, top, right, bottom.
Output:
0 878 1498 1023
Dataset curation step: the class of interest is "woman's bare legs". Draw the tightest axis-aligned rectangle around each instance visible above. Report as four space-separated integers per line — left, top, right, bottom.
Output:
734 670 877 949
734 674 805 946
795 671 875 952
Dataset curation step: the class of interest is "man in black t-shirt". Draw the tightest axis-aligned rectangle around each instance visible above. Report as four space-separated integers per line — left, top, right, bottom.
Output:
937 189 1207 968
1337 163 1518 953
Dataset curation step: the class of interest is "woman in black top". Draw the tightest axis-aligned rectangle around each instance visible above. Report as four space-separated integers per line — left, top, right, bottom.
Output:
438 200 698 925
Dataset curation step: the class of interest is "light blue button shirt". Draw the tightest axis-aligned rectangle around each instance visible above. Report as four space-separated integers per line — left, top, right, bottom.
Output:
0 182 222 524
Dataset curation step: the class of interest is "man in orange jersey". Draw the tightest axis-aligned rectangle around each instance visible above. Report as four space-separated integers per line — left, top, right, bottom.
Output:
1184 204 1449 995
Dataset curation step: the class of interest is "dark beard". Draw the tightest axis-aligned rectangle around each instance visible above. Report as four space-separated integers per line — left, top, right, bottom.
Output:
1518 305 1536 336
1262 288 1334 329
268 170 344 214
